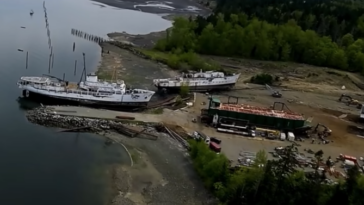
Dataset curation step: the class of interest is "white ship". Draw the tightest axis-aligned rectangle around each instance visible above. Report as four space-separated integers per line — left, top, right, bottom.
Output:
153 70 241 92
17 73 155 108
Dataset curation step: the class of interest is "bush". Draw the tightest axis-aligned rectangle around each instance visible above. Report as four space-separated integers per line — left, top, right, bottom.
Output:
180 83 190 98
250 73 274 85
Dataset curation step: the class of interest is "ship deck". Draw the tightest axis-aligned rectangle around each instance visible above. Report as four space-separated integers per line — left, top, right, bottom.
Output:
219 103 305 120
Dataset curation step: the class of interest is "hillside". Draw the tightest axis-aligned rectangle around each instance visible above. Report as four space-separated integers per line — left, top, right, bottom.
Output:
215 0 364 42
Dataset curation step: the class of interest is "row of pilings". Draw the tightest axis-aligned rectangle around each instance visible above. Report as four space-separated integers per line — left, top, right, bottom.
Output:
71 28 106 45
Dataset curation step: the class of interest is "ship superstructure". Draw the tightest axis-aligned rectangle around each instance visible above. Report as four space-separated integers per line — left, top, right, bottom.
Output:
153 70 240 92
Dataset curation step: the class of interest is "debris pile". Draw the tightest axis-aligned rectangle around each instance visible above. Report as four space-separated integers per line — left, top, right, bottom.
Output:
238 151 257 166
26 107 158 139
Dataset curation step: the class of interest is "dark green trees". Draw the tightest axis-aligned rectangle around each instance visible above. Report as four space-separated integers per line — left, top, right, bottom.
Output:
188 141 364 205
156 15 364 73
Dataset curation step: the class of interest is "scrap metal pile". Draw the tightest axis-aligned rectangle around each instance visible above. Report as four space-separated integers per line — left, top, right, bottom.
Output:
238 151 257 166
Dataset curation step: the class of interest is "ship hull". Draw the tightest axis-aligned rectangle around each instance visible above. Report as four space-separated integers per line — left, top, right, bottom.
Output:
156 83 236 92
21 90 149 110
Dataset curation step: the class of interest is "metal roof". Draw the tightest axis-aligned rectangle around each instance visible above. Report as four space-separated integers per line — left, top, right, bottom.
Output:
218 103 305 120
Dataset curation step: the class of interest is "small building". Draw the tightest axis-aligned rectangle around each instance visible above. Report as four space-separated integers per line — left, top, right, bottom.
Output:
201 96 309 131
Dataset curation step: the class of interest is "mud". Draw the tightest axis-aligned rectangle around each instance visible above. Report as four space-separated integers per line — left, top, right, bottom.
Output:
106 132 217 205
97 42 177 90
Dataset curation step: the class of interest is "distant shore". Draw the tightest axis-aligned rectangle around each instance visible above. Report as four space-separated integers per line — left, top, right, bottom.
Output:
92 0 210 14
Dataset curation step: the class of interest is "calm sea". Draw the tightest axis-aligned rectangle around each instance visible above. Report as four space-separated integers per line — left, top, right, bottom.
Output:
0 0 171 204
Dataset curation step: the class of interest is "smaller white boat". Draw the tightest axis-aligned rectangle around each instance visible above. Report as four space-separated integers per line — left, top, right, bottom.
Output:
153 70 240 92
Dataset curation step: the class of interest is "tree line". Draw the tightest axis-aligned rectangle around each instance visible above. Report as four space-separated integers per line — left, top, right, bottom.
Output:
189 140 364 205
155 15 364 73
214 0 364 42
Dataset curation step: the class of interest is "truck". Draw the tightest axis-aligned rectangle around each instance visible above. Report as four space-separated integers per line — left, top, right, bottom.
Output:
209 142 221 153
287 132 295 141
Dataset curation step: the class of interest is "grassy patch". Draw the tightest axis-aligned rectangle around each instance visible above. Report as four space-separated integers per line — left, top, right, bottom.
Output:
138 48 222 72
139 49 169 61
96 70 112 81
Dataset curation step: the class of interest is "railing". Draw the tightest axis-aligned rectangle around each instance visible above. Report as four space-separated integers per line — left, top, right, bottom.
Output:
20 82 153 96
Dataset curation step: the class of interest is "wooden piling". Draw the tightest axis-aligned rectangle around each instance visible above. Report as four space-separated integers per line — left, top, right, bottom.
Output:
51 54 54 68
74 60 77 76
48 54 51 73
26 51 28 69
82 53 86 81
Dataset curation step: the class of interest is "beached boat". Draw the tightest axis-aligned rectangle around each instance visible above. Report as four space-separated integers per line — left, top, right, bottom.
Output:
17 73 155 108
153 70 240 92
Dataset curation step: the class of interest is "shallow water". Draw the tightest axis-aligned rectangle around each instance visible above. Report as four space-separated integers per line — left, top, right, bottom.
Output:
0 0 171 204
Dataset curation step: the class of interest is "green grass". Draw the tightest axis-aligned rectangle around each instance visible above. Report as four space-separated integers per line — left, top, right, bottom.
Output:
138 48 222 72
138 49 169 61
96 70 112 80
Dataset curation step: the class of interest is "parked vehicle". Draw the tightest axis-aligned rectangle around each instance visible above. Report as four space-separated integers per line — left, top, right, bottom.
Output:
205 137 211 144
209 142 221 153
280 133 286 141
287 132 295 141
210 137 222 144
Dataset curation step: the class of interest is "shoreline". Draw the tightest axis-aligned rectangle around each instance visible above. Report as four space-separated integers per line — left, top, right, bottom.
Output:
26 106 214 205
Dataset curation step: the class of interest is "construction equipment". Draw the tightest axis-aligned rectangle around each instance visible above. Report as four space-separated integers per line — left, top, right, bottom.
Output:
338 94 362 109
265 84 282 98
313 123 332 136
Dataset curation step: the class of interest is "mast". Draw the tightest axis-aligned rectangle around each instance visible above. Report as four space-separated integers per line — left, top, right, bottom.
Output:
78 53 86 83
83 53 86 81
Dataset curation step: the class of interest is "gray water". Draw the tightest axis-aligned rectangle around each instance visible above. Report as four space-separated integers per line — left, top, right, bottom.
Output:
0 0 171 204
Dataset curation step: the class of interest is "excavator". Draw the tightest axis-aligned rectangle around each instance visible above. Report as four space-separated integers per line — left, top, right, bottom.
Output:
265 84 282 98
338 94 362 109
313 123 332 136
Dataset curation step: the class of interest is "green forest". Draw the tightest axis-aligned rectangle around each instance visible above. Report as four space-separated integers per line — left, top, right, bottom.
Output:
154 0 364 73
215 0 364 41
189 141 364 205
